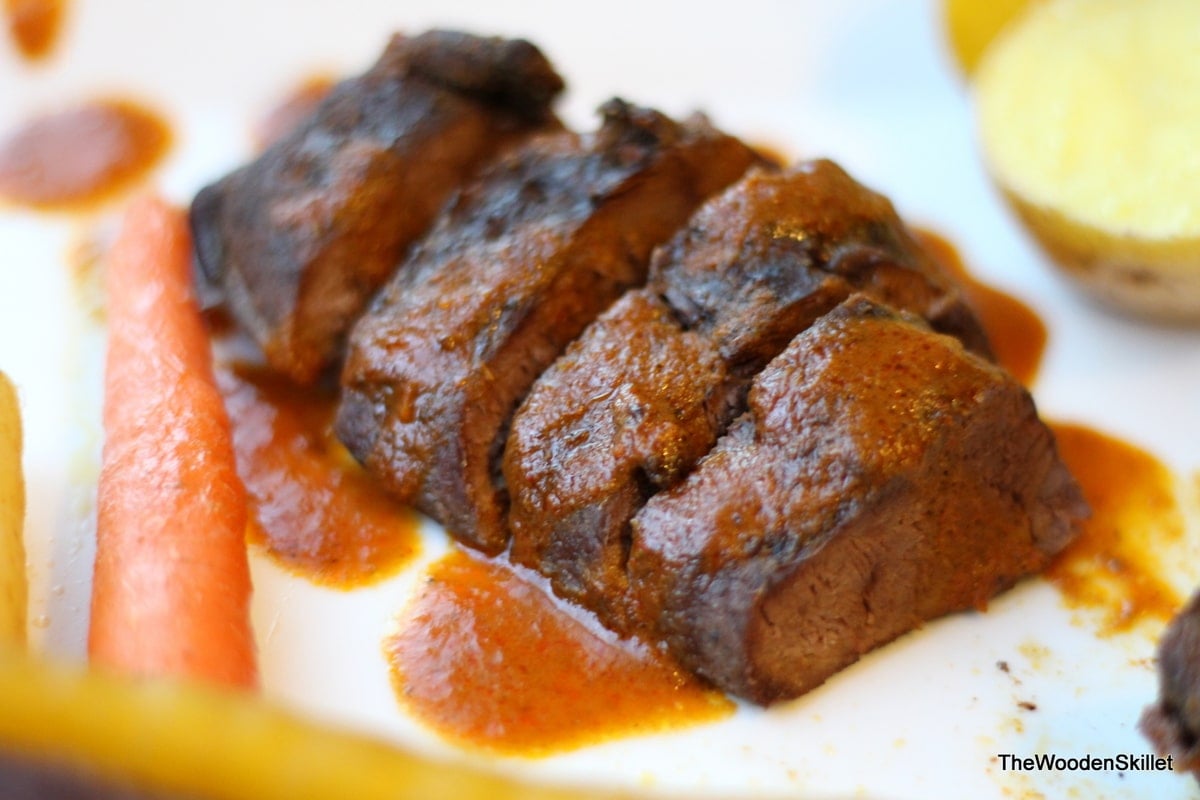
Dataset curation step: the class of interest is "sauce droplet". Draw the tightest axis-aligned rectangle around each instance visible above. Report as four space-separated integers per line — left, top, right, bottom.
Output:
4 0 65 62
254 75 334 151
0 99 171 211
218 364 420 588
386 550 732 755
1047 422 1185 633
915 228 1047 385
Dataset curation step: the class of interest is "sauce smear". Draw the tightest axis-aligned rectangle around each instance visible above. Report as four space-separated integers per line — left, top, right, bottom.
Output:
254 75 334 151
386 550 732 755
0 99 170 211
218 365 420 589
916 229 1046 385
4 0 64 61
1047 422 1185 633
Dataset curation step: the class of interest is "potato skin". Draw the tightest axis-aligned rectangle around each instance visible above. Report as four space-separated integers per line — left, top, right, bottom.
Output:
1005 192 1200 322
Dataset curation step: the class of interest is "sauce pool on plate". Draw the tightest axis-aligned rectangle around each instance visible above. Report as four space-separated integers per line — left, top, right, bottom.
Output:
1047 422 1186 633
0 99 170 211
385 549 733 755
217 364 421 589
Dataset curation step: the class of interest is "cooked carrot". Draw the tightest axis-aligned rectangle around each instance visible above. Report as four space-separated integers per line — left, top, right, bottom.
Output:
89 194 257 688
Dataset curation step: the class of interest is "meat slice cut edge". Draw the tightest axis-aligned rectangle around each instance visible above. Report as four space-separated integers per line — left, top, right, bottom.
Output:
504 160 996 632
626 296 1086 704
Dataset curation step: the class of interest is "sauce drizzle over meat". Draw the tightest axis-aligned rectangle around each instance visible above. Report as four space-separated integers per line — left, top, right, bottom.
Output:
385 550 732 755
218 365 420 589
0 99 170 210
4 0 65 61
1047 422 1185 633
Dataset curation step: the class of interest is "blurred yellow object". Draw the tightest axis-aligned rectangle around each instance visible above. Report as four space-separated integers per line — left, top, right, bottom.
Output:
975 0 1200 320
0 647 628 799
0 370 25 646
942 0 1040 75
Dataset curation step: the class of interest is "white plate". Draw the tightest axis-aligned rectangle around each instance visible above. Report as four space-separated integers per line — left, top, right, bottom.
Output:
3 1 1200 798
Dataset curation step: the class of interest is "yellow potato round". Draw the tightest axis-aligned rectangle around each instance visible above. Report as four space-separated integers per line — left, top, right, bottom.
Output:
975 0 1200 320
0 371 25 647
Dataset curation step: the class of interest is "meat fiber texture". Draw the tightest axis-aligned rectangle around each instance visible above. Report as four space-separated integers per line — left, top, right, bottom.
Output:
1142 589 1200 777
190 30 564 384
504 160 994 632
336 99 760 552
626 297 1086 704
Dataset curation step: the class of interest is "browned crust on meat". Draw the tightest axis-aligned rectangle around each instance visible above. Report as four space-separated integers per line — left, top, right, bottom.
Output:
337 101 760 551
190 31 564 384
627 297 1084 703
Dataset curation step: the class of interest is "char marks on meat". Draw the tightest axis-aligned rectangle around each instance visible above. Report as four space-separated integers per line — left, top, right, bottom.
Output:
1142 590 1200 777
190 30 564 384
191 30 1088 706
504 160 994 631
652 160 993 368
336 100 761 552
625 297 1085 704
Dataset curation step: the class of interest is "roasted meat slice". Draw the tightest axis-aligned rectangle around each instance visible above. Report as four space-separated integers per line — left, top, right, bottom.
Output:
336 100 760 552
503 289 738 628
504 160 993 628
1141 589 1200 777
651 159 993 368
626 296 1085 704
190 30 564 384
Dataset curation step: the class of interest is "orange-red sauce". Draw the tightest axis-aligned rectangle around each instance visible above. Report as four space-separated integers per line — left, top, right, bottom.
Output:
254 75 334 151
217 365 420 589
4 0 65 61
385 550 733 755
1047 422 1185 633
916 229 1047 386
0 99 170 210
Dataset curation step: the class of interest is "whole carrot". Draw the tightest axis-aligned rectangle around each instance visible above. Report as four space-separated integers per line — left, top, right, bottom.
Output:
89 194 257 688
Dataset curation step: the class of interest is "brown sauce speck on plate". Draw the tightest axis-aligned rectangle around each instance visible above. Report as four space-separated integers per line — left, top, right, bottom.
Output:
0 98 170 211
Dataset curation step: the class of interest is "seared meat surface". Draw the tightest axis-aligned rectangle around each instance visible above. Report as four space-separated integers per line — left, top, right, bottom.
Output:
626 297 1085 704
504 289 737 627
336 100 760 552
651 160 992 369
1142 590 1200 777
189 28 1086 705
504 161 994 630
190 30 563 384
